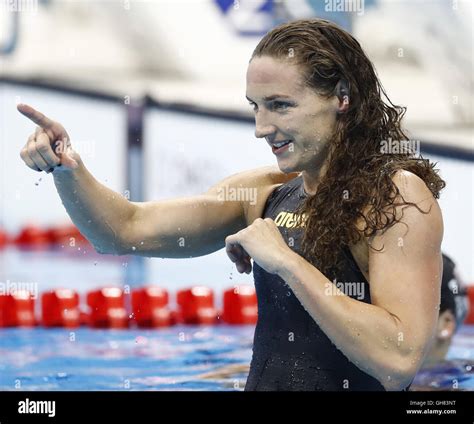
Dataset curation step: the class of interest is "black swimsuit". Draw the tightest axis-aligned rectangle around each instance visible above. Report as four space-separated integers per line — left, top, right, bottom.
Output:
245 175 386 391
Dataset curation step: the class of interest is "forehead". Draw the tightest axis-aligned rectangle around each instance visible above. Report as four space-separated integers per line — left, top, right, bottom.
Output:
246 56 305 96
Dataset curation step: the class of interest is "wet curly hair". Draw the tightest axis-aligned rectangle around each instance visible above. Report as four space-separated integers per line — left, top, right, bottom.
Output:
252 19 446 277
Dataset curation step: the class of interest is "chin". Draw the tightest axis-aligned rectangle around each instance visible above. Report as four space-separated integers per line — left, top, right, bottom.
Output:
276 160 299 174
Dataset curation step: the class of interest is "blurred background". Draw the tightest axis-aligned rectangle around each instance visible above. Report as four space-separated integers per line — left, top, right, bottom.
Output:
0 0 473 391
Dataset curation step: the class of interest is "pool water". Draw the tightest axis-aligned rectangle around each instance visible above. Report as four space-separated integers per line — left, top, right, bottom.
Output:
0 324 473 391
0 326 254 391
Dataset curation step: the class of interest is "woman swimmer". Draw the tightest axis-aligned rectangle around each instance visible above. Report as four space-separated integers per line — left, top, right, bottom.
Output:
18 19 445 391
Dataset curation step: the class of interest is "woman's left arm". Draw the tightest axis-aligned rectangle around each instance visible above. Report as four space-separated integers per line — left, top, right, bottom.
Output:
276 170 443 390
225 171 443 390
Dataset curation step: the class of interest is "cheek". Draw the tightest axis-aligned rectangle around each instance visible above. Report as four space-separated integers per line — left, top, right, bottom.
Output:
304 119 335 144
298 128 330 155
285 109 334 144
280 116 297 134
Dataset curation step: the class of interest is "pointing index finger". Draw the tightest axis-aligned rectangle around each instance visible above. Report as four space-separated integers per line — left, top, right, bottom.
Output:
17 103 55 130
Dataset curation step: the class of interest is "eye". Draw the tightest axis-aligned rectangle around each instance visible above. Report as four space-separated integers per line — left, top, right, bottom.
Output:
271 101 292 111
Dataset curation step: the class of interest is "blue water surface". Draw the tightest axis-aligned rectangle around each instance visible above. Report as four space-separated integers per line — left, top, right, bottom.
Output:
0 325 254 391
1 325 473 391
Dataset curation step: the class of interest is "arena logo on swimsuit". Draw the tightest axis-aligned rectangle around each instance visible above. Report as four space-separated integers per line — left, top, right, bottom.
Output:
274 211 307 229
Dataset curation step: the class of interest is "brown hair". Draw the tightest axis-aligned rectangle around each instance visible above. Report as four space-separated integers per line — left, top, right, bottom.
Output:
252 19 445 277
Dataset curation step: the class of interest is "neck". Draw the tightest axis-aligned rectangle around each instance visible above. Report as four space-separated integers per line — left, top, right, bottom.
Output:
300 143 332 196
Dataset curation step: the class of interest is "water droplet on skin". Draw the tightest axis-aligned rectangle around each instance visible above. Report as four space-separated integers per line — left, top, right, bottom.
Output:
140 241 144 245
131 246 136 251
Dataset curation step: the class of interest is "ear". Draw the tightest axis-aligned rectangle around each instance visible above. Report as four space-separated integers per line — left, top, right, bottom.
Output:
335 79 350 113
436 310 457 341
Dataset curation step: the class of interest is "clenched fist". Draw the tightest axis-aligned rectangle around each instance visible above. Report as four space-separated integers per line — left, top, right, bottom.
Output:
18 104 79 173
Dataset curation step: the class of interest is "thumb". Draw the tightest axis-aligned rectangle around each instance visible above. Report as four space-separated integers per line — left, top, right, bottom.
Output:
61 152 79 169
55 137 79 169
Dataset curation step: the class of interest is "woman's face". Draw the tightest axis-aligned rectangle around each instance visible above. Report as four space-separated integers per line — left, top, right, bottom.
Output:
246 56 340 174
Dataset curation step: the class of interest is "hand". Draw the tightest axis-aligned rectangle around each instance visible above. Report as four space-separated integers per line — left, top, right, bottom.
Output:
18 104 79 173
225 218 291 275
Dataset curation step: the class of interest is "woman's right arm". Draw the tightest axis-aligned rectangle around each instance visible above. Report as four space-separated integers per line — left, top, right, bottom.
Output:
52 162 249 258
18 104 297 258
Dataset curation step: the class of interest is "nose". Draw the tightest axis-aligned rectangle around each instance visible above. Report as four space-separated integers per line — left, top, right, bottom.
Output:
254 112 277 140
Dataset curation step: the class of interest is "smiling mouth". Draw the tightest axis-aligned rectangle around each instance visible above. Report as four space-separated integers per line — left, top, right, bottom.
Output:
272 140 292 148
271 140 293 154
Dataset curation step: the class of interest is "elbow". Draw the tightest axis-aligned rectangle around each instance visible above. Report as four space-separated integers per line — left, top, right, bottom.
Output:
94 213 136 256
93 244 115 255
379 355 419 391
92 240 128 256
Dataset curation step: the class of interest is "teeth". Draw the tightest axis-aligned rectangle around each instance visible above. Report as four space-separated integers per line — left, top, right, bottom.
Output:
274 140 290 148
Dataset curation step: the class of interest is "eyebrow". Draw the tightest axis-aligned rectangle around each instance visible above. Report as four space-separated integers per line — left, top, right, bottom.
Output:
246 94 293 102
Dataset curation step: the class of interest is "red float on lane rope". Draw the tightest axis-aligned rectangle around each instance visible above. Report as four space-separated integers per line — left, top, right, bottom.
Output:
177 286 218 325
14 224 50 248
86 287 128 328
41 289 80 328
222 285 258 324
131 286 172 327
0 228 8 249
0 291 36 327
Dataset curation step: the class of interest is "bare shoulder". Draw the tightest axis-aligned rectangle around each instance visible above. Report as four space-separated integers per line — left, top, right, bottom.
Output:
352 169 443 274
206 166 300 226
391 169 437 204
358 169 442 228
370 169 443 249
